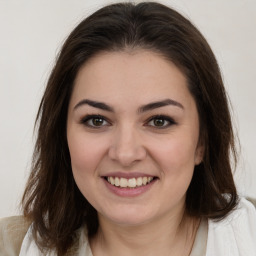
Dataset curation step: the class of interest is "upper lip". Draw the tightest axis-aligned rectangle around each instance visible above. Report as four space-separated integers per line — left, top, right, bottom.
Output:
101 172 157 179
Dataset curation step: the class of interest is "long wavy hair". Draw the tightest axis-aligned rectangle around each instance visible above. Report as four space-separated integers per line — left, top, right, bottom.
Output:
22 2 238 255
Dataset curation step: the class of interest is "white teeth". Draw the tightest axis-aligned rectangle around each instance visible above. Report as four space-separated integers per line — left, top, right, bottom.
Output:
106 176 154 188
148 177 153 182
114 177 120 186
120 178 128 188
128 178 136 188
110 177 115 185
136 177 143 186
142 177 148 185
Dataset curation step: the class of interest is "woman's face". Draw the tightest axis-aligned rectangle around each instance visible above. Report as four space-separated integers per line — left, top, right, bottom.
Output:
67 50 203 226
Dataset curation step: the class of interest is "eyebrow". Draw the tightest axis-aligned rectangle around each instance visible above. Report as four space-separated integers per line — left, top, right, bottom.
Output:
73 98 184 112
74 99 114 112
138 99 184 113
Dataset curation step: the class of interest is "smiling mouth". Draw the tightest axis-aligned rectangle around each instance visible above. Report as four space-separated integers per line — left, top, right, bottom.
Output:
104 176 157 188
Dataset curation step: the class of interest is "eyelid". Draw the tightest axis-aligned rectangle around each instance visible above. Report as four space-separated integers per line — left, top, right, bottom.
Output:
145 115 176 128
79 114 176 129
80 114 111 128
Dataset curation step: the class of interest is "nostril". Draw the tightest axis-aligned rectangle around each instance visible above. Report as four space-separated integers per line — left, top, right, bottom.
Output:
108 144 147 167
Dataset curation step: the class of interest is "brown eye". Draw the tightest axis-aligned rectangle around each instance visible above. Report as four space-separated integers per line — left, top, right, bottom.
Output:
92 117 104 126
153 118 166 127
81 115 110 128
147 115 176 129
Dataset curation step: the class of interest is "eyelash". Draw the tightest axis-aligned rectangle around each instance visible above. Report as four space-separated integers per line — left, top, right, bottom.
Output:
80 114 176 129
80 115 111 128
145 115 176 129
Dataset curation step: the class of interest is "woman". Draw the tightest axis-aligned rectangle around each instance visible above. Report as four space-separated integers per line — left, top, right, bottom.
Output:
1 2 255 256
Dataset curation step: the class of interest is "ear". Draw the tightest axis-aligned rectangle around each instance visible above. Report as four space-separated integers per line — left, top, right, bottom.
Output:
194 143 204 165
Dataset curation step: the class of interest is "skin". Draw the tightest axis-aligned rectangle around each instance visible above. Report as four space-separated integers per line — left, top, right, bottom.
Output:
67 50 204 256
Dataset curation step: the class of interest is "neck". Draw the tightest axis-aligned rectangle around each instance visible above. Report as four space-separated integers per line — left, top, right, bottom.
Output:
90 209 200 256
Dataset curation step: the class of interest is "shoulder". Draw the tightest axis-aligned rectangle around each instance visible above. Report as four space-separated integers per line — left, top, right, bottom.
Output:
221 197 255 224
207 197 256 256
0 216 91 256
0 216 31 256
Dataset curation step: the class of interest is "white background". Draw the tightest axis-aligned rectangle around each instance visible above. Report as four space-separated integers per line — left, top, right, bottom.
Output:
0 0 255 218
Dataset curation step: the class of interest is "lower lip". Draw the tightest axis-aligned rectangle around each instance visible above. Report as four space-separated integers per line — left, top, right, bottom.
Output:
103 178 157 197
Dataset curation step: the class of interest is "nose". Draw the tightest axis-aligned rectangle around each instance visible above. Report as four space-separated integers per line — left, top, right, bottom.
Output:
108 125 147 167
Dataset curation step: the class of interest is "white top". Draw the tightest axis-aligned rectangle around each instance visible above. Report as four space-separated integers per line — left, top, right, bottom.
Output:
19 198 256 256
206 198 256 256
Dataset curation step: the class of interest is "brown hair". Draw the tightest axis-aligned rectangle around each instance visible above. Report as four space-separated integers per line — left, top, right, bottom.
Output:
22 2 238 254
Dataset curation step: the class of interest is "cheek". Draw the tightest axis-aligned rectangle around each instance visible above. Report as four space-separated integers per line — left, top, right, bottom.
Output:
67 132 109 202
67 132 107 177
150 134 198 176
151 137 197 202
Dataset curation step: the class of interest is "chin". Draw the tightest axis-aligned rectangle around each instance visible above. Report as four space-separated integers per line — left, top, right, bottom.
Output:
100 206 157 227
109 215 152 227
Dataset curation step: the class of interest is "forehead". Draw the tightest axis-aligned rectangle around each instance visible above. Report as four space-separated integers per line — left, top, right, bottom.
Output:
70 50 193 109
